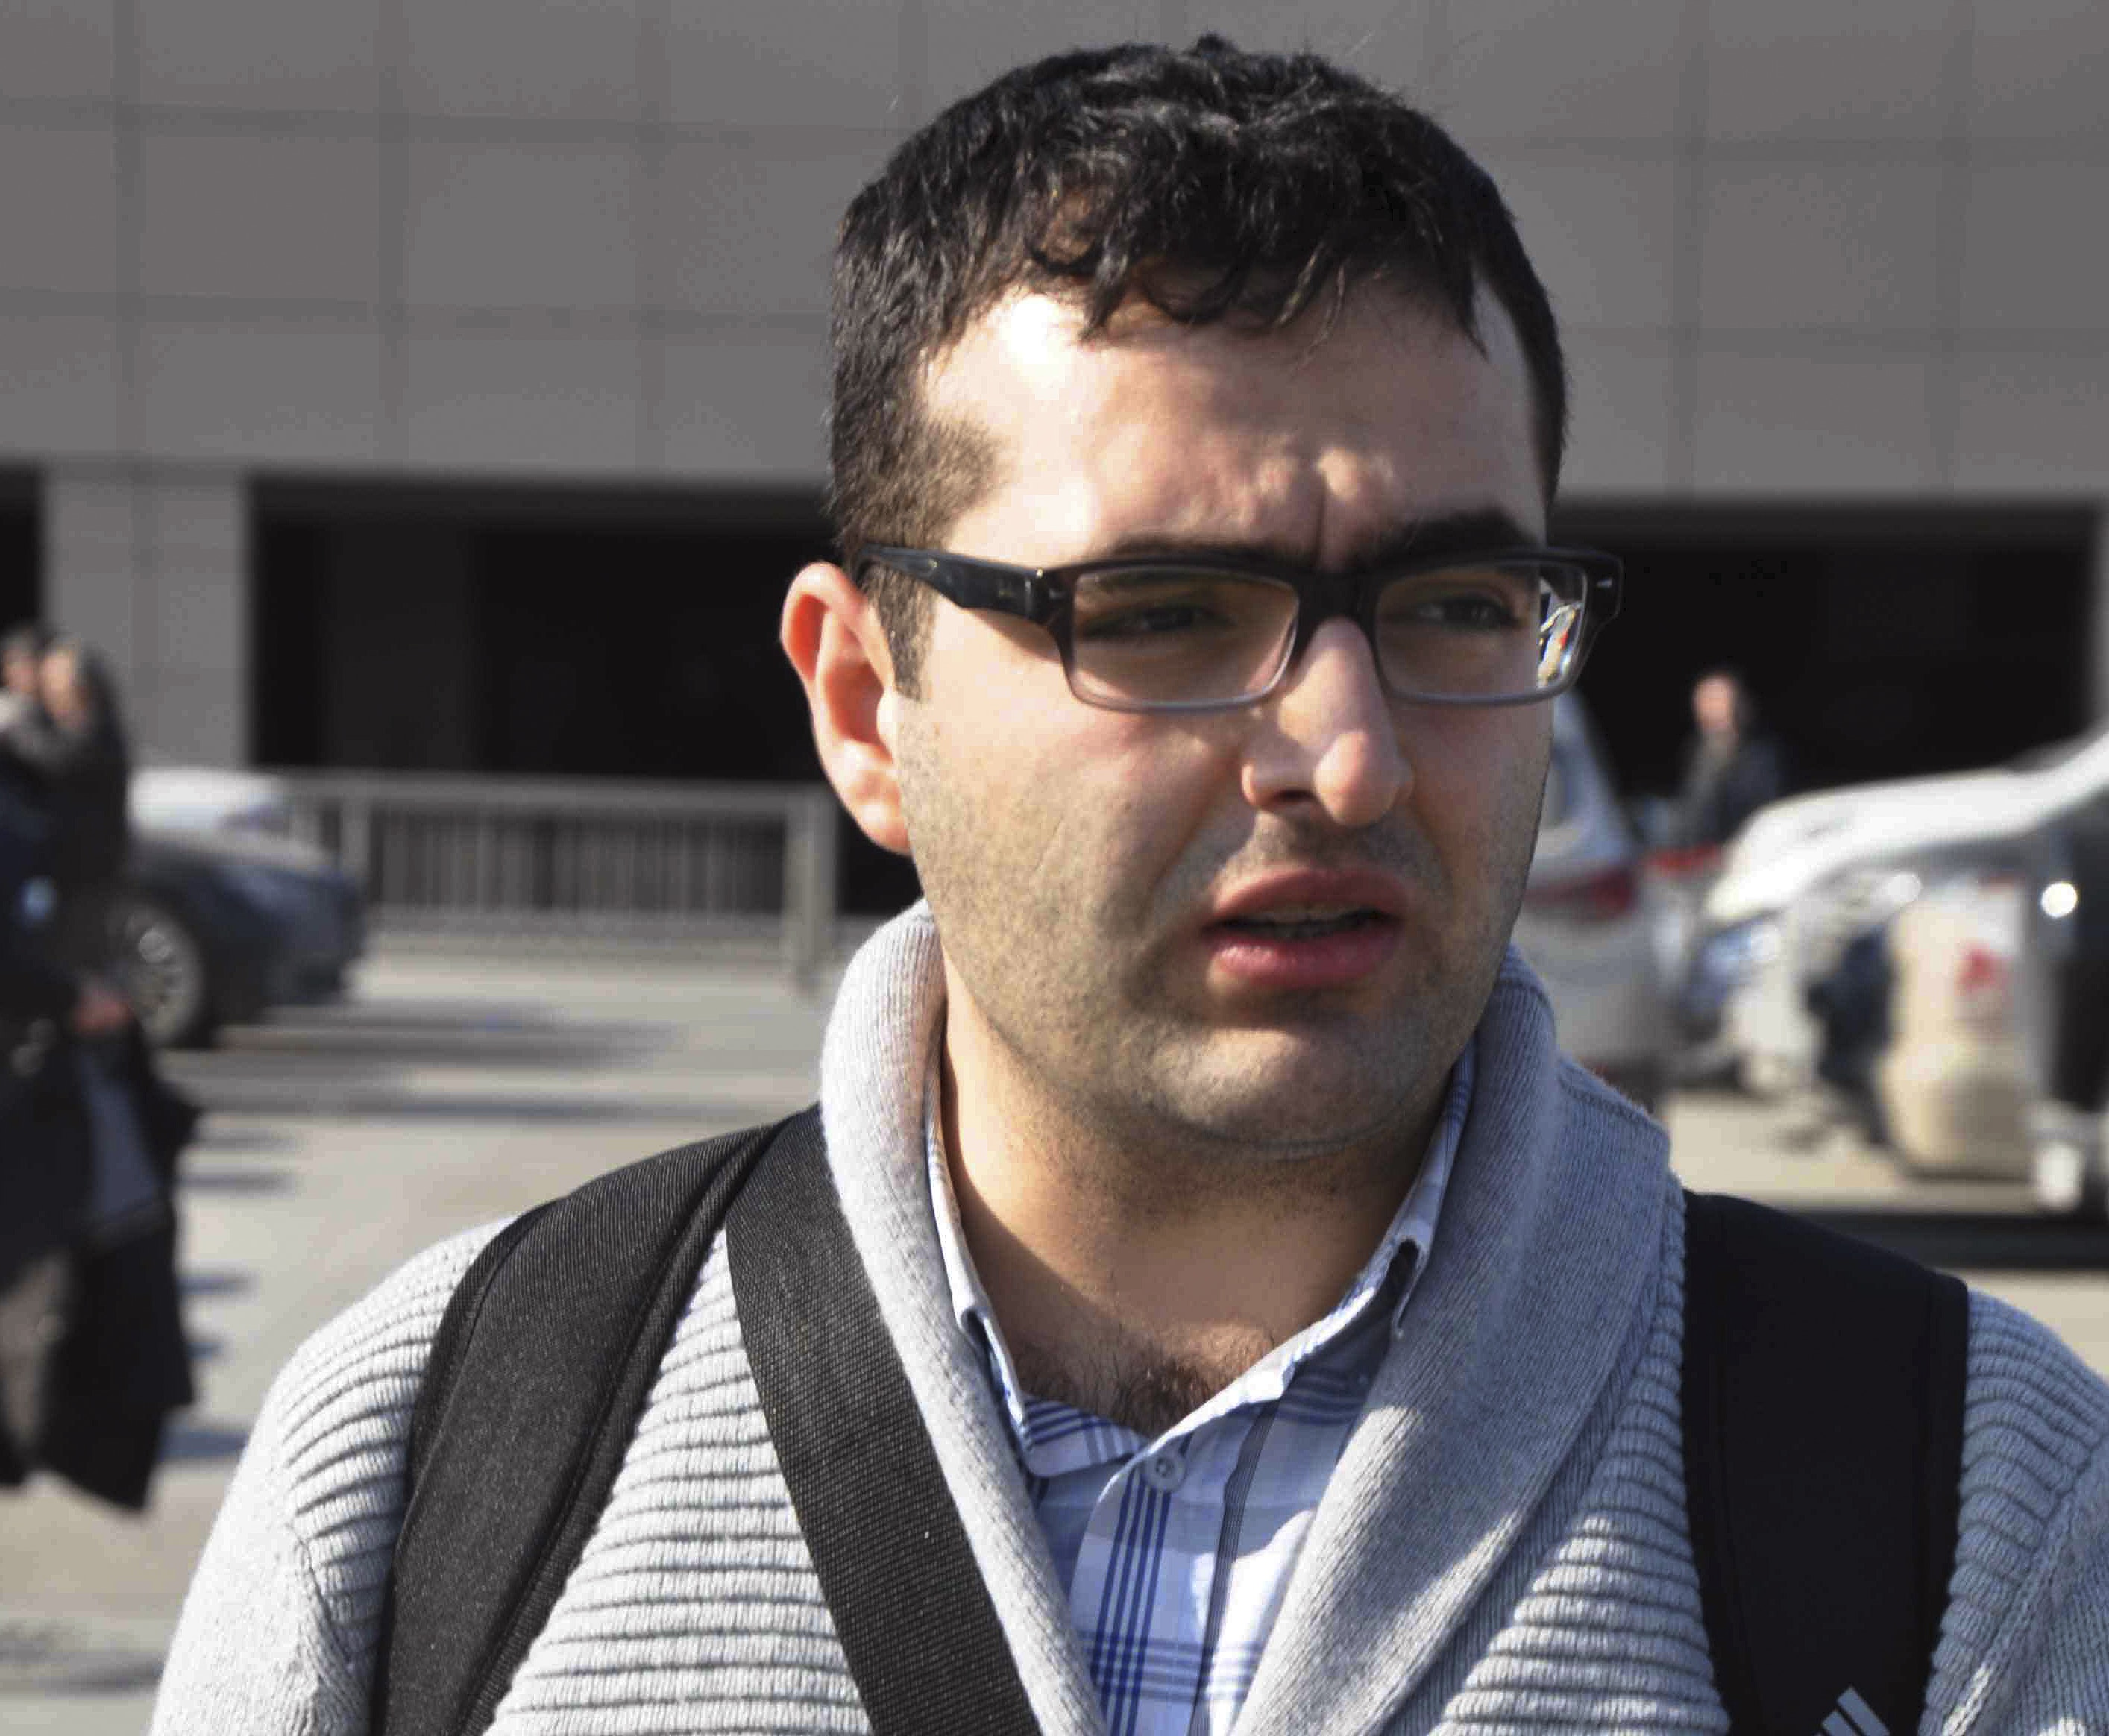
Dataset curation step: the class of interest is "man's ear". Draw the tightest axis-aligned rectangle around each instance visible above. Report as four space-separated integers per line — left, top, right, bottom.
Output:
781 562 911 855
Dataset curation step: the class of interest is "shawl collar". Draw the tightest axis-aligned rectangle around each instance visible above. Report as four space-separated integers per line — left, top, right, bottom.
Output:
1234 952 1673 1736
817 911 1670 1736
817 905 1107 1736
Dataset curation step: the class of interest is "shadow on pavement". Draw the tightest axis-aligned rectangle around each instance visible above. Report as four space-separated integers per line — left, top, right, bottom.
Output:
179 1166 295 1195
160 1420 250 1465
186 1123 296 1155
0 1614 165 1695
179 1268 252 1300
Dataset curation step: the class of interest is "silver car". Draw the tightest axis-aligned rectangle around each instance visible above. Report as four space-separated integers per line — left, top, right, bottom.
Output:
1512 695 1669 1112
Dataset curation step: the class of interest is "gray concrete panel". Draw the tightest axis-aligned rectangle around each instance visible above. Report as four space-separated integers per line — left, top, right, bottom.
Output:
1702 0 1963 143
399 0 649 124
1440 0 1694 145
1697 160 1943 334
1483 151 1682 332
0 123 120 298
657 329 831 479
1952 349 2109 494
1959 163 2109 335
0 314 121 460
400 330 645 471
135 320 386 464
139 127 384 307
665 0 908 130
1691 346 1943 491
651 135 884 320
0 0 116 104
135 0 382 115
403 139 642 313
1968 0 2109 142
1560 331 1678 494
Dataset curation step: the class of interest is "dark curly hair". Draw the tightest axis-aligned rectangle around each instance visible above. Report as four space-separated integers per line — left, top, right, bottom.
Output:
829 36 1568 691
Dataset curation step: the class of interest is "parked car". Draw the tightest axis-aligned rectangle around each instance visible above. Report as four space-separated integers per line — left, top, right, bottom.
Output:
87 769 365 1047
1684 723 2109 1095
1512 695 1669 1112
2015 793 2109 1218
109 823 363 1048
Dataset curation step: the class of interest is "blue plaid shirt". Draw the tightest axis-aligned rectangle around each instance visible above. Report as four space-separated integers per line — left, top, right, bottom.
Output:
926 1044 1470 1736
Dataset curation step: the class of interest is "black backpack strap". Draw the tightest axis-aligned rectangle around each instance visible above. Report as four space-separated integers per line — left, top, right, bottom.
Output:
727 1109 1043 1735
1682 1190 1968 1735
371 1111 801 1736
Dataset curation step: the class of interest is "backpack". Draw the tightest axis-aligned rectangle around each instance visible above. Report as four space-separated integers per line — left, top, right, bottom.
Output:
371 1109 1967 1736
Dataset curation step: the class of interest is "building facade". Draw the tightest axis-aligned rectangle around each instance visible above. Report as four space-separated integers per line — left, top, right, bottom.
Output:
0 0 2103 788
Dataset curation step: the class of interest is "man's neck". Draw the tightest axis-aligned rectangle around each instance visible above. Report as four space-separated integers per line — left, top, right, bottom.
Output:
937 1004 1435 1435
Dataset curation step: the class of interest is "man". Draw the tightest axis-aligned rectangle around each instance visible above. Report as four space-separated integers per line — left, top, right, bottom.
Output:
1673 667 1788 848
156 39 2109 1735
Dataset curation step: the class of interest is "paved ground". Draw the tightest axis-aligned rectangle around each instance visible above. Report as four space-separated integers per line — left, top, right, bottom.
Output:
4 945 2106 1729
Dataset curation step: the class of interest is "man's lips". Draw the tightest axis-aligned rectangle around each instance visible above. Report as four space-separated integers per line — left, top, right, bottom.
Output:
1199 870 1407 990
1205 869 1409 928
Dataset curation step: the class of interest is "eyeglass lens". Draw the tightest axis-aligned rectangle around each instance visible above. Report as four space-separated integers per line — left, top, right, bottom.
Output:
1064 561 1591 708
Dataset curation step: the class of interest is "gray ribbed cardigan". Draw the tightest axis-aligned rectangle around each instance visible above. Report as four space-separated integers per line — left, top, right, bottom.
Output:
153 906 2109 1735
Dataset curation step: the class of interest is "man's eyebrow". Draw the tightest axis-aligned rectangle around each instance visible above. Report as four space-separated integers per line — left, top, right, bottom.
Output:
1090 507 1539 572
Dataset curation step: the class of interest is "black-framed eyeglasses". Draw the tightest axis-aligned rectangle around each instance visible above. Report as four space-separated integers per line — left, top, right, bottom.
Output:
856 542 1623 713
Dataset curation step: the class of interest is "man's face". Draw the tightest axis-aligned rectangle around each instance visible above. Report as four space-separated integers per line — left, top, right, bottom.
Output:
1693 674 1740 738
892 285 1553 1162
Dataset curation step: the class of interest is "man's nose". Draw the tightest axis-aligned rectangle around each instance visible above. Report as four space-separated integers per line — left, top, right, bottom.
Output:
1240 617 1410 828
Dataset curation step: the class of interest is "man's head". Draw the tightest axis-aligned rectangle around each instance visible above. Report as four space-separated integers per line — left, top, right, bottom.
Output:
1 622 52 701
828 37 1568 693
785 39 1582 1169
1693 670 1748 740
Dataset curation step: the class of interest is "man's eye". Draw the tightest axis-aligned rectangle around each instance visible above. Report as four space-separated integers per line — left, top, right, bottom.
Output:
1078 601 1216 639
1384 589 1527 633
1073 578 1250 641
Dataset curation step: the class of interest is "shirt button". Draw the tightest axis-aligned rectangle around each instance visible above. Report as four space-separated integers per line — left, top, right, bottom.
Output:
1142 1450 1186 1492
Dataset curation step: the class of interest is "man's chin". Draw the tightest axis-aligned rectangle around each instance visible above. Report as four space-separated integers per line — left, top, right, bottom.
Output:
1147 1027 1448 1157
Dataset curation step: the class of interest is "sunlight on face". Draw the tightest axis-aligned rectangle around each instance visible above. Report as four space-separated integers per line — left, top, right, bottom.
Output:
894 284 1553 1165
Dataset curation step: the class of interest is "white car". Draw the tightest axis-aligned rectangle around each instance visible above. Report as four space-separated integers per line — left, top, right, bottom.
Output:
1685 724 2109 1095
131 767 293 836
1512 696 1668 1111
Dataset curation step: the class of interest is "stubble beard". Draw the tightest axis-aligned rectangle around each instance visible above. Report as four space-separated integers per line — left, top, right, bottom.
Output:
900 732 1544 1434
904 760 1542 1215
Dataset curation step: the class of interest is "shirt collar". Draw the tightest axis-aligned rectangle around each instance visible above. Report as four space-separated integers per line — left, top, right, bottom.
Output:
925 1037 1473 1443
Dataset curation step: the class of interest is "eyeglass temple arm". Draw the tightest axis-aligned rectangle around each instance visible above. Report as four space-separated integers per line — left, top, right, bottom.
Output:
861 547 1049 620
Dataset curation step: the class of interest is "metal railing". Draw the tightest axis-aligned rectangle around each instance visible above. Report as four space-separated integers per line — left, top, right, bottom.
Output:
270 772 842 987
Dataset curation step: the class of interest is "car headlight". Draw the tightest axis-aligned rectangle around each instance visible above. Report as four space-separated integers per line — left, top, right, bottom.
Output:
1696 914 1784 987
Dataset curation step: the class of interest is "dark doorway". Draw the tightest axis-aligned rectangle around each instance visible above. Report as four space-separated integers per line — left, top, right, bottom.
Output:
1556 503 2099 799
0 473 40 634
250 479 922 915
472 525 817 781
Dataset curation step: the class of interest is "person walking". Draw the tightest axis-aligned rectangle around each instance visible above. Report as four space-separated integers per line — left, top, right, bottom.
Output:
158 38 2109 1735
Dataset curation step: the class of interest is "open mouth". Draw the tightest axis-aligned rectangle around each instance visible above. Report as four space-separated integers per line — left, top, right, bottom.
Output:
1216 909 1387 942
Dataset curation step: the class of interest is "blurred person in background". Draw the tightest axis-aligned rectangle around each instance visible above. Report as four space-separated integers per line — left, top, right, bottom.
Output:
0 627 192 1510
1 637 134 978
1673 667 1788 849
0 620 52 738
